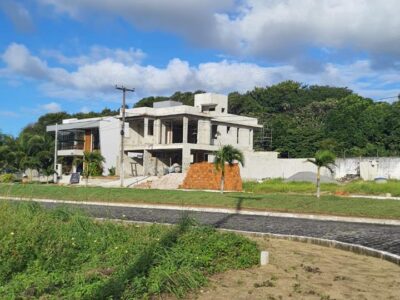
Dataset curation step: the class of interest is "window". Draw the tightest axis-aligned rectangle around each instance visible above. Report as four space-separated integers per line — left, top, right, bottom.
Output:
212 125 218 139
209 107 215 112
148 119 154 136
227 126 231 133
221 108 225 113
236 128 240 144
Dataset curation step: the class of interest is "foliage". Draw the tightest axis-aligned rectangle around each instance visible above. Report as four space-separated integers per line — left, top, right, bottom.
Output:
108 166 116 176
0 174 16 183
0 203 258 299
306 150 336 172
214 145 244 193
306 150 336 198
75 151 105 183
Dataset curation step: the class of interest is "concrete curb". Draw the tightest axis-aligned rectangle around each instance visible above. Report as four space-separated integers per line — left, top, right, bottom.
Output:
1 196 400 226
95 218 400 266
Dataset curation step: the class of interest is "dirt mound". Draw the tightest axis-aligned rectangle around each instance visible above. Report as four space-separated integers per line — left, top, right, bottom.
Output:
286 171 336 183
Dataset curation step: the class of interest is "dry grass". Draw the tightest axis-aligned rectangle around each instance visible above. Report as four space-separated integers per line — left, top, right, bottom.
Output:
189 237 400 300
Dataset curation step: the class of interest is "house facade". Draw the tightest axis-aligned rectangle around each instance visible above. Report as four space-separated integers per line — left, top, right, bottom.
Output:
46 116 120 175
121 93 261 176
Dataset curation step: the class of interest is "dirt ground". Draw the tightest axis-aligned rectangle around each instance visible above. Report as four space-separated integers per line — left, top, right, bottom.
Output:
189 237 400 300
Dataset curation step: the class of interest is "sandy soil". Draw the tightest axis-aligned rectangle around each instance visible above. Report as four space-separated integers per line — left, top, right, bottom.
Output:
188 237 400 300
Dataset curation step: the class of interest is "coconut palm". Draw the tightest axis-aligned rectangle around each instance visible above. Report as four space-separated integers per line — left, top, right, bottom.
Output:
214 145 244 193
307 150 336 198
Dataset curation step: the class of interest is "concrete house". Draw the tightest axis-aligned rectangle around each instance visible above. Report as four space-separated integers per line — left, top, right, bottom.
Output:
47 116 120 175
121 93 262 176
47 93 272 179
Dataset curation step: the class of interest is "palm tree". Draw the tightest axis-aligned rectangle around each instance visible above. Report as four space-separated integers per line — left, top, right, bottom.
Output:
214 145 244 193
79 151 105 185
307 150 336 198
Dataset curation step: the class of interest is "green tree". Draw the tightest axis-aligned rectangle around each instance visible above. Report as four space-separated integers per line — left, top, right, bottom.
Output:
79 151 105 185
214 145 244 193
306 150 336 198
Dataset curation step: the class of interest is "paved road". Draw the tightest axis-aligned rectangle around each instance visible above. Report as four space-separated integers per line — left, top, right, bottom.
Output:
32 201 400 256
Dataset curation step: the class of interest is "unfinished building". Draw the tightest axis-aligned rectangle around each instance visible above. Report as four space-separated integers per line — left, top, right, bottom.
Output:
120 93 262 176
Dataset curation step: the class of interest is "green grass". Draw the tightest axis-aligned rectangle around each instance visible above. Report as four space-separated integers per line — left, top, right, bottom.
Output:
0 202 258 299
243 178 400 197
1 183 400 219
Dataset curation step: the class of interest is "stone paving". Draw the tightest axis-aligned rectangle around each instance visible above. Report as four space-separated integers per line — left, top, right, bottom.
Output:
37 202 400 256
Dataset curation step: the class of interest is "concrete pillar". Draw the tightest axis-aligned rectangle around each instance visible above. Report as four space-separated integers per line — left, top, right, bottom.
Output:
161 121 166 144
154 119 161 144
143 150 152 175
183 116 188 144
249 129 253 150
182 146 191 172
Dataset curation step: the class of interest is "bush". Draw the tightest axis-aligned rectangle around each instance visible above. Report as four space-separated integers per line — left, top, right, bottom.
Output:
0 174 15 183
108 167 116 176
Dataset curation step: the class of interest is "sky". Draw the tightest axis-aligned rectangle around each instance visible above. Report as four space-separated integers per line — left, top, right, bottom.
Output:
0 0 399 136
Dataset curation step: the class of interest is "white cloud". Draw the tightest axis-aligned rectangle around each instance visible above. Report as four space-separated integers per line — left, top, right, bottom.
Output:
0 43 398 103
39 0 235 45
38 0 400 68
41 102 61 113
42 46 146 66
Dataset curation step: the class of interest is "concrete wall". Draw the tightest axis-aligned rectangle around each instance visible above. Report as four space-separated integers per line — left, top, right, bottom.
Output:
335 157 400 180
194 93 228 114
99 118 120 175
240 153 400 181
240 151 331 180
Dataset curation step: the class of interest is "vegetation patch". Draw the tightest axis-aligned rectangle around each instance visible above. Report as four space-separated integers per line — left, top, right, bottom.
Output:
243 178 400 197
0 202 258 299
1 183 400 220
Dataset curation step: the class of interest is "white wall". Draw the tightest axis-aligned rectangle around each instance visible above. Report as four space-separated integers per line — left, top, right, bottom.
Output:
99 118 120 175
240 152 331 180
240 154 400 181
335 157 400 180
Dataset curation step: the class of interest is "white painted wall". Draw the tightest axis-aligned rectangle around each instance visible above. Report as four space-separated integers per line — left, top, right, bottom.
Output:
99 118 120 175
240 152 331 180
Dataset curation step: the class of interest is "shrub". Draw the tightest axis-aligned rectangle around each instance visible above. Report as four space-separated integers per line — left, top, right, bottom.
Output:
108 167 116 176
0 174 15 183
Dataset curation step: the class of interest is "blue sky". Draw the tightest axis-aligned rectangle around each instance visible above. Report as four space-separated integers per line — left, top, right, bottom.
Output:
0 0 399 136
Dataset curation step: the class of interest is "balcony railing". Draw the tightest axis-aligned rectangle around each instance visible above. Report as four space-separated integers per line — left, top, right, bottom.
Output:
58 141 84 151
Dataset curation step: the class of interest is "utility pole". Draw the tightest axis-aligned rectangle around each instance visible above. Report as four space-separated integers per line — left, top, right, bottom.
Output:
115 85 135 187
53 123 58 183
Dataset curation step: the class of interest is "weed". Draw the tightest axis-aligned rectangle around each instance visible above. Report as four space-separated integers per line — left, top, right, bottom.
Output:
301 264 322 274
254 280 275 288
333 275 349 281
293 283 302 293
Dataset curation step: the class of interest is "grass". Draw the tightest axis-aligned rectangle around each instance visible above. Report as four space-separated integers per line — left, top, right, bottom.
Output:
1 183 400 219
0 202 258 299
243 178 400 196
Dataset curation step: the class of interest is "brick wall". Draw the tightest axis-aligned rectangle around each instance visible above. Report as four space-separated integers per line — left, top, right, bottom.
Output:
181 162 242 191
